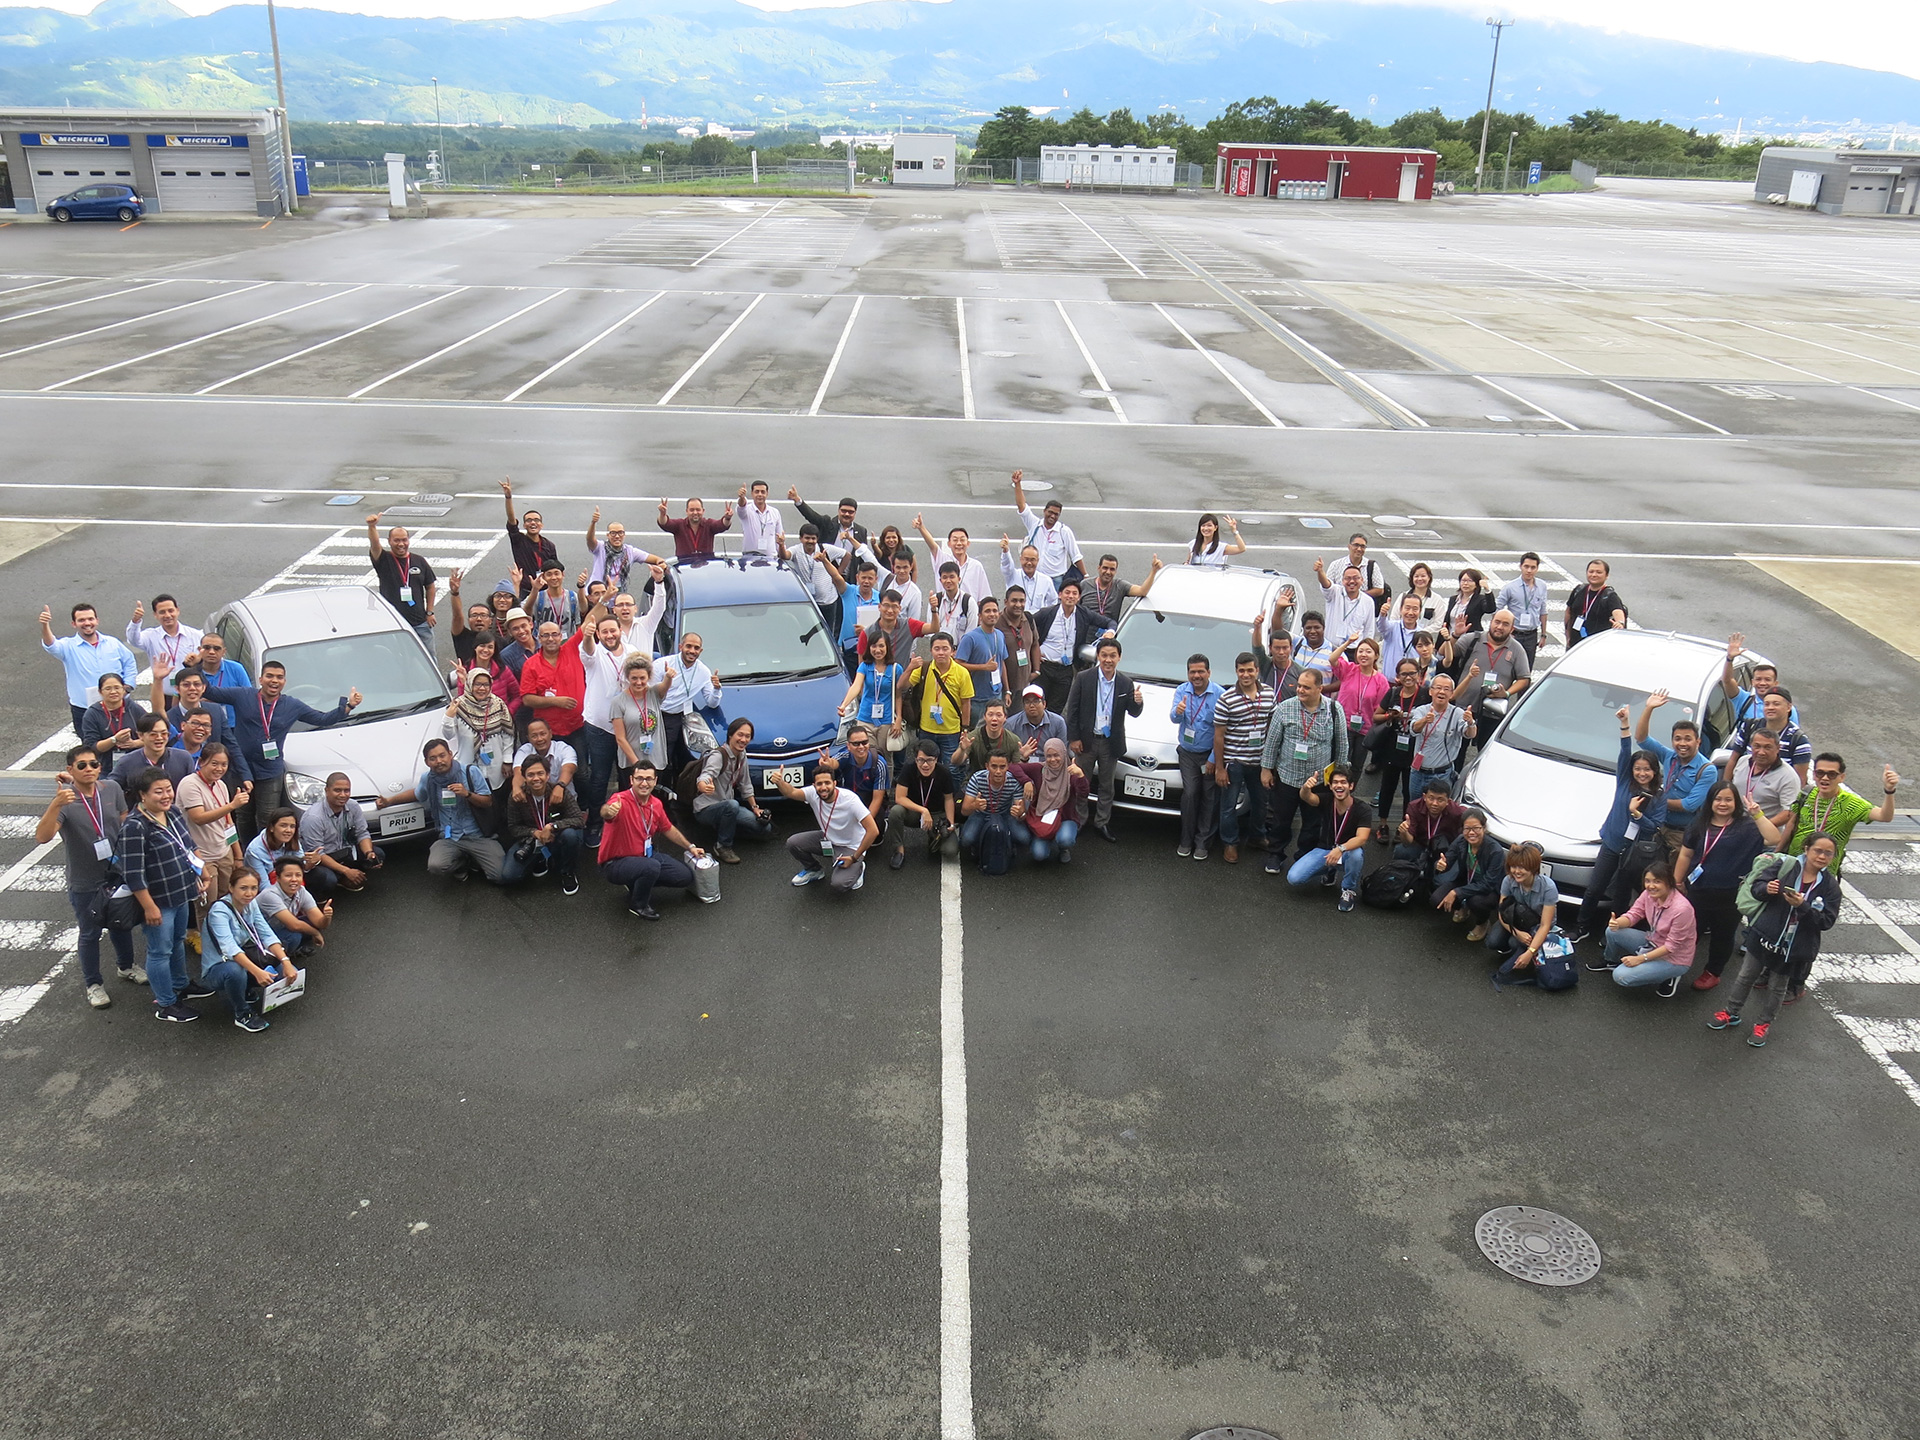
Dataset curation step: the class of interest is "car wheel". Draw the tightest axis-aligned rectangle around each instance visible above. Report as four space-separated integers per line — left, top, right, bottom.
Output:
116 207 136 223
51 208 71 223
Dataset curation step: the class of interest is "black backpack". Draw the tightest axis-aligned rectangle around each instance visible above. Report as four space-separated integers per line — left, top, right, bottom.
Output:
1360 860 1423 908
976 813 1013 876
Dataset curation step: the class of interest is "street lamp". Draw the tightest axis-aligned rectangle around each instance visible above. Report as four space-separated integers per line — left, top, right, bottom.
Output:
1502 129 1517 190
264 0 297 211
1474 17 1512 195
432 76 443 187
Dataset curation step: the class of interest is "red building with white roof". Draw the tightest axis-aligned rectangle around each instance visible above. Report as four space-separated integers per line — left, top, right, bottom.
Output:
1215 142 1439 201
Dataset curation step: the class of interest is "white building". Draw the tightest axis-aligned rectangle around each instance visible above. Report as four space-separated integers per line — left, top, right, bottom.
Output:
891 132 956 187
1039 143 1179 188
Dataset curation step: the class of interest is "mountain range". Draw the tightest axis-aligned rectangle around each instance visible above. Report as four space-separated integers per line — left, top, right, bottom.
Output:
0 0 1914 132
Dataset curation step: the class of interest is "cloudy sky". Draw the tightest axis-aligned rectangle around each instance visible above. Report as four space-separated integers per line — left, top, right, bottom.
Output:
36 0 1920 81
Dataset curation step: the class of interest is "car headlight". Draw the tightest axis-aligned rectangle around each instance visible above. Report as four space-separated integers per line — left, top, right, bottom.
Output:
283 771 325 807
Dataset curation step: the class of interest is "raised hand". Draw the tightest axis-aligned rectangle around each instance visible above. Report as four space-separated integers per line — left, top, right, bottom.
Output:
1726 632 1744 659
1645 687 1670 709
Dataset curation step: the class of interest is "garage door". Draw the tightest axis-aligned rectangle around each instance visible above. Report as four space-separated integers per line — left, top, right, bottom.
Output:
152 162 255 214
28 150 136 206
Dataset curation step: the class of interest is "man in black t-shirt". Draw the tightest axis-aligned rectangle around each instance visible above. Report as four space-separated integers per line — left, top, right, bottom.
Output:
884 739 958 869
1285 763 1374 912
1564 559 1627 648
368 514 438 640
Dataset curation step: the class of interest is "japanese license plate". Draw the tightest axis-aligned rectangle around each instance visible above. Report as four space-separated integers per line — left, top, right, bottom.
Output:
380 805 424 837
1123 774 1165 801
763 764 806 791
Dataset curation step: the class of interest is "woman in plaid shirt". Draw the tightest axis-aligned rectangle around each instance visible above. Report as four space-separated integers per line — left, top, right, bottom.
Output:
119 768 211 1023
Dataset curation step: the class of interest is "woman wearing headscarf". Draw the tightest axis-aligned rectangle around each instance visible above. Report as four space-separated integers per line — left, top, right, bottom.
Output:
1013 737 1088 865
443 668 515 836
456 634 521 716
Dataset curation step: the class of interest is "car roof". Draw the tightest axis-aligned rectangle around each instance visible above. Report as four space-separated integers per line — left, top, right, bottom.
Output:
1126 563 1299 621
1539 628 1730 695
232 586 410 642
673 557 812 608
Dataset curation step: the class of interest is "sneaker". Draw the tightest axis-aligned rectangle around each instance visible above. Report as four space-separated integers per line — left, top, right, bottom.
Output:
181 984 218 1001
1264 856 1285 875
1566 929 1592 947
86 983 112 1009
1691 973 1720 991
627 903 661 921
1656 976 1682 998
717 847 742 865
561 874 580 896
1338 890 1356 913
850 869 865 891
530 856 550 879
1466 923 1490 942
1583 959 1614 973
154 1003 199 1023
1747 1022 1770 1048
1706 1010 1740 1031
1320 870 1337 888
118 964 148 985
1783 989 1805 1006
233 1012 269 1035
1057 848 1072 865
1193 847 1209 862
792 869 819 887
1752 976 1769 990
1374 831 1393 845
1176 844 1193 858
889 847 906 870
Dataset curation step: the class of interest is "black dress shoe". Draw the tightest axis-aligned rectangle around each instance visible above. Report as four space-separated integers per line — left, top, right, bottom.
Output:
1095 823 1118 843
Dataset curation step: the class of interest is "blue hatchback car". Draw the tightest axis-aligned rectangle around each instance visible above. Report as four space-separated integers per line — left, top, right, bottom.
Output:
662 557 846 796
46 184 144 223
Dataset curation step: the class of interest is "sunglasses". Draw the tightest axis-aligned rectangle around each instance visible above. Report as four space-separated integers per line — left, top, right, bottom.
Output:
1813 769 1842 780
70 758 101 770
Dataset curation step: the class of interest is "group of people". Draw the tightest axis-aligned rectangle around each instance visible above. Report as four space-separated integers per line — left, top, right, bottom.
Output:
35 475 1891 1052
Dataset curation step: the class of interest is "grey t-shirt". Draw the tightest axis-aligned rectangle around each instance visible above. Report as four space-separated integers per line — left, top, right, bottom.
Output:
608 690 666 768
56 778 128 892
1451 631 1531 709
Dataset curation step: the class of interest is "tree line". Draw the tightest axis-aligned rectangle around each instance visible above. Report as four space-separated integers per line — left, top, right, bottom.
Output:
290 121 870 175
970 99 1775 172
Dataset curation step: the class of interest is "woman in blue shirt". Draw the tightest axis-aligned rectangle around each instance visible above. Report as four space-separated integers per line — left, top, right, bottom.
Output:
1575 711 1669 944
839 630 906 750
202 867 301 1034
243 807 310 883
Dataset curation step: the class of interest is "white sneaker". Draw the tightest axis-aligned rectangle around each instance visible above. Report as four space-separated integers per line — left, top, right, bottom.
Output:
86 983 112 1009
850 869 865 891
791 869 818 887
118 964 148 985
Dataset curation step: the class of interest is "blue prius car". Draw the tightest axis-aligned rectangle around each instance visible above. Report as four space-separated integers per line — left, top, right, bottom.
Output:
663 557 847 796
45 184 145 223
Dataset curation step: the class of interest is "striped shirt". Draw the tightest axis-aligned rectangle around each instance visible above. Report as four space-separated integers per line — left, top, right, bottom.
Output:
1214 683 1274 765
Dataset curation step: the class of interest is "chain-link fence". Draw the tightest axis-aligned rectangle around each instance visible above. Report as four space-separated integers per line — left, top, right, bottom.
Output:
305 156 887 191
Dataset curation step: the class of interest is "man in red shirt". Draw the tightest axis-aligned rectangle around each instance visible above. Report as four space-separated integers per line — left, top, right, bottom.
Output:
656 496 734 559
517 621 587 742
598 764 707 920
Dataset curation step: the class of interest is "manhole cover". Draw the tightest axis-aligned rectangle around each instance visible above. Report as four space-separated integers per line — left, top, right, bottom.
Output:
1372 513 1411 527
1191 1429 1281 1440
1475 1206 1600 1286
409 491 454 505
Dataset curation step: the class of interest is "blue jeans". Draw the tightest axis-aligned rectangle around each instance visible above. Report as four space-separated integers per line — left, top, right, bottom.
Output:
1029 818 1079 863
1605 927 1691 987
500 826 585 883
602 853 694 908
1287 847 1365 891
141 900 193 1007
69 889 134 987
1217 762 1263 846
928 731 961 769
697 799 771 850
1409 767 1456 799
200 955 259 1019
576 723 619 823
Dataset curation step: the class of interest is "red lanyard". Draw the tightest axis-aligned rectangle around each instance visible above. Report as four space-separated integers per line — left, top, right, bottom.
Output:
1301 705 1319 740
1577 587 1603 630
259 695 279 733
1665 756 1681 793
77 788 104 836
1698 824 1728 864
161 632 184 667
104 704 123 733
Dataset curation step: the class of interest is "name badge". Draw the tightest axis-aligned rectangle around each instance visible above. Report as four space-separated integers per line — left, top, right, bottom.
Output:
870 701 886 720
1096 723 1109 737
1182 725 1198 743
1293 741 1310 760
929 704 945 725
186 853 205 875
1688 864 1704 884
1623 820 1640 840
644 838 653 858
93 838 113 861
479 748 494 768
1016 649 1029 666
989 675 1002 693
222 826 239 848
398 586 413 604
1395 733 1413 752
261 740 280 761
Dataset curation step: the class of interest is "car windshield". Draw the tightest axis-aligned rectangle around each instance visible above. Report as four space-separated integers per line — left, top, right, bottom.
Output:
683 601 836 681
1497 673 1698 771
1111 609 1251 686
266 632 447 724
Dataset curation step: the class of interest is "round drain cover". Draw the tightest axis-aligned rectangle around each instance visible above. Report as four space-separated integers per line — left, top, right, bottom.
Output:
1372 513 1412 527
1191 1429 1281 1440
410 491 454 505
1475 1206 1600 1286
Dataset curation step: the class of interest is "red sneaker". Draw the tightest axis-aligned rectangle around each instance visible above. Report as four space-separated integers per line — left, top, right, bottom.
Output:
1691 973 1720 991
1706 1010 1739 1031
1747 1022 1770 1048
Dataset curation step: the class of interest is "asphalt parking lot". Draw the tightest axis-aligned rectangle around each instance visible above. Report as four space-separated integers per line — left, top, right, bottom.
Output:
0 181 1917 1440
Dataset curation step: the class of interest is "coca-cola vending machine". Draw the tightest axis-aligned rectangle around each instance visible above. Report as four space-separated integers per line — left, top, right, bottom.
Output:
1232 160 1252 196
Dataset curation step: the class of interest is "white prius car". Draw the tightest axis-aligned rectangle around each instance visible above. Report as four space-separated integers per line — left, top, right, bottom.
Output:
1103 564 1303 817
205 587 453 844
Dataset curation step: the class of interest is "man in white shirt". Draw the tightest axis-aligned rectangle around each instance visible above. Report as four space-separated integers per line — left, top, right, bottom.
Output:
126 594 204 698
889 552 927 625
999 536 1059 611
736 480 785 558
1010 470 1083 583
931 561 978 640
1495 551 1551 663
1313 557 1374 656
914 514 991 603
608 572 670 655
774 764 878 893
579 612 638 828
653 632 723 771
512 720 579 800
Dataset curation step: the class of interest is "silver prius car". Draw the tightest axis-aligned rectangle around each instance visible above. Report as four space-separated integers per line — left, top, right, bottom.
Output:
205 587 453 844
1457 628 1761 894
1105 563 1302 817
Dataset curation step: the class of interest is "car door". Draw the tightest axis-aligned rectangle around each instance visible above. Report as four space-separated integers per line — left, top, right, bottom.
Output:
64 186 100 217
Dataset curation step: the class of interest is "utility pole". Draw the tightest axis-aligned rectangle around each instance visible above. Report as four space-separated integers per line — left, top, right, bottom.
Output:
1502 129 1517 190
1474 17 1512 195
432 76 443 187
265 0 298 212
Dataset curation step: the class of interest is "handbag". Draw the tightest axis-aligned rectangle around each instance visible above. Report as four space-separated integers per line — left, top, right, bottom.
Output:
95 862 142 932
680 709 717 758
690 853 721 904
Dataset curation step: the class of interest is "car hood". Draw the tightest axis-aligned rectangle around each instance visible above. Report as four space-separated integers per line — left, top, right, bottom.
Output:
1460 741 1613 856
284 711 446 799
725 672 844 756
1127 680 1181 761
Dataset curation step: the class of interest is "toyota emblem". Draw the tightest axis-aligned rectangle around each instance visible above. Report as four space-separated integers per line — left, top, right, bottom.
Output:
773 737 789 748
1137 756 1157 771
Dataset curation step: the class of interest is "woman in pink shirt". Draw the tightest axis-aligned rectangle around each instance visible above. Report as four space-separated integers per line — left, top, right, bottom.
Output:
1596 861 1697 997
1329 637 1388 760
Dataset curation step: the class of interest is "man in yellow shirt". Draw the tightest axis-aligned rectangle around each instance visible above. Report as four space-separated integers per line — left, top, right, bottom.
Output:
907 632 974 771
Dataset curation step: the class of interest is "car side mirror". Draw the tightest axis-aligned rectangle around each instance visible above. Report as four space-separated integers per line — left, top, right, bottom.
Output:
1710 747 1733 769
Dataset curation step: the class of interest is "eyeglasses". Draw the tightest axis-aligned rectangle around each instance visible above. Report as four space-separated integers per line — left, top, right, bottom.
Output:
70 758 100 770
1813 769 1841 780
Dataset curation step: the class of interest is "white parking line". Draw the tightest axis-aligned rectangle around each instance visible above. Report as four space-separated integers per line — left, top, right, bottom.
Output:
1822 1006 1920 1108
655 293 764 406
197 287 468 395
809 295 863 417
1151 303 1283 428
689 201 786 267
956 297 975 422
42 285 369 392
1054 300 1126 423
1446 313 1591 374
1601 380 1731 435
939 858 974 1440
502 291 665 403
0 282 268 363
1813 954 1920 986
1053 201 1146 279
1474 375 1578 430
1725 317 1920 381
1630 314 1836 384
349 290 567 399
0 280 172 328
0 278 74 301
